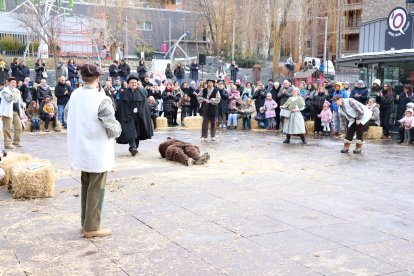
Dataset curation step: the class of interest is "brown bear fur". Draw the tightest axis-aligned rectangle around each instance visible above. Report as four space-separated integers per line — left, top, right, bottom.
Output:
159 138 208 166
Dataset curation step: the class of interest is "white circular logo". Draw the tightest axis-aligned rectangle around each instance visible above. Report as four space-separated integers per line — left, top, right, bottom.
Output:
388 7 408 34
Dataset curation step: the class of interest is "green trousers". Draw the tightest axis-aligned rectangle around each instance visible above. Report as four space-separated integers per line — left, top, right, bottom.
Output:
81 171 108 231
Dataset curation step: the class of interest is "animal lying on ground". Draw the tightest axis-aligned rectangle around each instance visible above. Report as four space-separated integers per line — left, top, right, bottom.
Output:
158 138 210 166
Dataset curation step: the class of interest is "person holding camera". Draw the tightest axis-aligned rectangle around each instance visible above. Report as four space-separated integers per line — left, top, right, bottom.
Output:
68 59 79 89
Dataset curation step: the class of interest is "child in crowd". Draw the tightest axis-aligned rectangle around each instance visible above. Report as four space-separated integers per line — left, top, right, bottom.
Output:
398 108 414 145
148 96 158 129
254 107 268 129
318 101 333 135
242 98 255 130
27 101 40 132
227 86 240 129
180 93 191 126
263 92 278 130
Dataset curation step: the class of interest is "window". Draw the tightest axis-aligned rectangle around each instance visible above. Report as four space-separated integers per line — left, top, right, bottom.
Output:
137 21 152 31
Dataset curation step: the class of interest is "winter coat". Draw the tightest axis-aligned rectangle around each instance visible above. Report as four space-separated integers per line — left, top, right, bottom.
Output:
162 90 179 112
241 88 253 101
118 63 131 78
318 108 333 123
227 90 240 111
263 99 277 118
218 88 229 115
137 64 147 79
115 87 153 144
399 115 414 129
312 92 329 111
0 64 10 84
376 91 394 111
36 85 53 102
325 84 335 97
396 92 414 120
148 101 158 116
19 83 33 105
54 82 72 106
34 63 46 83
56 62 67 79
165 67 174 79
21 66 30 79
270 86 280 102
252 88 266 112
189 63 199 80
67 63 79 80
350 86 369 105
277 86 292 106
331 89 348 111
230 64 239 81
40 101 58 117
184 87 198 107
174 66 185 79
109 64 119 78
11 63 23 81
367 104 380 126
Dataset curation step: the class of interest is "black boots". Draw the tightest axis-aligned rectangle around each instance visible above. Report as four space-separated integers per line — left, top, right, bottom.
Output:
283 134 291 144
300 134 307 144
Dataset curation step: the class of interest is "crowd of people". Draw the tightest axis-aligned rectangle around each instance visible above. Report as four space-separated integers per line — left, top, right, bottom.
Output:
1 56 414 152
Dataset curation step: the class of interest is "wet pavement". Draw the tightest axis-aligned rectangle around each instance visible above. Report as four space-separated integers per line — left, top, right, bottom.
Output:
0 128 413 275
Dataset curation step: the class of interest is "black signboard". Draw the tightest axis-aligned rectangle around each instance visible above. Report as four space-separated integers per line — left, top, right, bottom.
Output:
385 7 413 50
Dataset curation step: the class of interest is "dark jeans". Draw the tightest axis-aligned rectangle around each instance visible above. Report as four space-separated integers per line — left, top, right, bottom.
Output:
243 115 251 129
40 114 57 129
190 106 198 116
380 107 391 136
313 107 322 132
345 122 366 142
275 106 281 129
164 110 173 126
151 115 157 129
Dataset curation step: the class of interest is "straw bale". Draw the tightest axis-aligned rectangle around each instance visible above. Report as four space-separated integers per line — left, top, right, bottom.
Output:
0 152 32 186
40 120 62 131
24 121 31 132
305 120 315 134
365 126 383 140
155 117 168 129
183 116 203 129
11 159 55 199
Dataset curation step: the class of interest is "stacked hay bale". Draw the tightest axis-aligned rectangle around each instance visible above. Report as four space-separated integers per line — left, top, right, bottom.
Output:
365 126 383 140
305 121 315 134
10 159 55 199
39 120 62 132
0 152 32 187
182 116 203 129
154 117 168 129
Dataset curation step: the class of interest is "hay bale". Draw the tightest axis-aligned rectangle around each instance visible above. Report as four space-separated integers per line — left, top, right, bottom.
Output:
0 152 32 186
305 120 315 134
11 159 55 199
183 116 203 129
365 126 383 140
24 121 31 132
40 120 62 131
154 117 168 129
250 119 260 130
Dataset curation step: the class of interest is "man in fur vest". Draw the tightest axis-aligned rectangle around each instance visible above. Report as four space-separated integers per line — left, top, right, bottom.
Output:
159 138 210 166
333 95 372 154
65 63 121 238
197 79 221 142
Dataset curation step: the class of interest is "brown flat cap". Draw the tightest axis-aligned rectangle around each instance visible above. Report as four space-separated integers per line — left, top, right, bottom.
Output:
80 63 103 78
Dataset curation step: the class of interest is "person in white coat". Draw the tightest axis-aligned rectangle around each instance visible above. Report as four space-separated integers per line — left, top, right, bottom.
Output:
0 77 23 149
333 95 372 154
65 63 121 238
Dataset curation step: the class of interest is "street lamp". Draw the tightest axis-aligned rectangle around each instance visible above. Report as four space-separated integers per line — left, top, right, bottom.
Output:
314 16 328 64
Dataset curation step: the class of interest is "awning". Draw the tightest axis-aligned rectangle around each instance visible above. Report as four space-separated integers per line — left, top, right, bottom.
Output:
337 49 414 67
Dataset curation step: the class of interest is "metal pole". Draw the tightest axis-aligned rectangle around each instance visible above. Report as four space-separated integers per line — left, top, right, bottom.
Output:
169 17 172 55
125 15 128 59
231 19 235 61
324 17 328 63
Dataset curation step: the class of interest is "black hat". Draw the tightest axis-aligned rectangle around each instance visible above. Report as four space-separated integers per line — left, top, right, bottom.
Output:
7 77 17 82
80 63 103 78
206 79 215 84
127 75 140 83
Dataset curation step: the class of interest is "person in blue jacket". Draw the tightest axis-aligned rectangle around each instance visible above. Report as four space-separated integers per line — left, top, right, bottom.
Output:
331 82 348 136
350 80 369 105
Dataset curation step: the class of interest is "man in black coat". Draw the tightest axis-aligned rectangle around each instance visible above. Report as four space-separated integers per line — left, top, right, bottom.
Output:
116 76 153 156
55 76 73 128
109 60 119 84
198 79 221 141
118 59 131 83
19 77 33 107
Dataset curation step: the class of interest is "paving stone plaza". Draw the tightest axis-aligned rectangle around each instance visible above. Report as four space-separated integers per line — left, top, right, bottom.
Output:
0 129 413 275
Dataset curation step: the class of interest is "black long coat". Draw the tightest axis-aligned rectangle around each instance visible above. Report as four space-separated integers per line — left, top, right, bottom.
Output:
116 88 153 144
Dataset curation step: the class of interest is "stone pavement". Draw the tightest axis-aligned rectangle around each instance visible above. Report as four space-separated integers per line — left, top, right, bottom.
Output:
0 128 413 275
